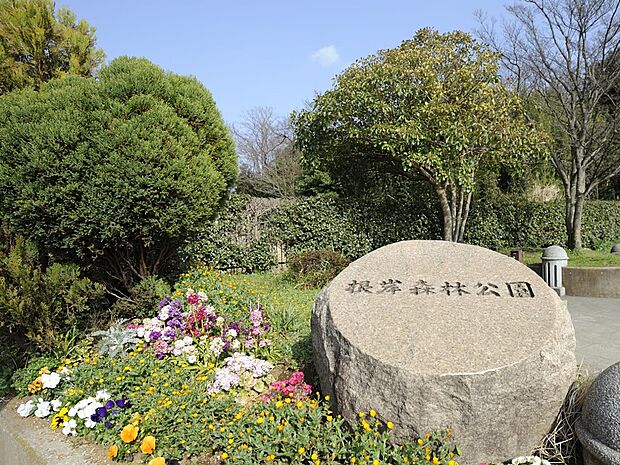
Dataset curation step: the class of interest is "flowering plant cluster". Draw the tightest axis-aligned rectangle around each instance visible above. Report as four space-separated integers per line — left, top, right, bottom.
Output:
263 371 312 402
12 270 462 465
129 290 271 364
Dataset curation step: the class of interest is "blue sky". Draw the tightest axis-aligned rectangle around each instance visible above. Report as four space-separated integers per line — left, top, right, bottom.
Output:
60 1 510 125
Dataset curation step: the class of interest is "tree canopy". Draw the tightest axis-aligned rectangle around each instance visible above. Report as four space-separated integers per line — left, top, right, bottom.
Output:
0 0 104 94
293 28 548 242
0 57 236 291
477 0 620 249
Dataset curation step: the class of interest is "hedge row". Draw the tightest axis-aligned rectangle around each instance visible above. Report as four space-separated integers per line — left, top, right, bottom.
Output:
186 194 620 270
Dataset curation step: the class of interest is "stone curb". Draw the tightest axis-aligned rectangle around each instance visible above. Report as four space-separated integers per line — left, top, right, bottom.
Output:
0 396 112 465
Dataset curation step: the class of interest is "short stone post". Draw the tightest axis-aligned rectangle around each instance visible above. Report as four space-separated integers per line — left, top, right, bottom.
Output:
575 361 620 465
542 245 568 296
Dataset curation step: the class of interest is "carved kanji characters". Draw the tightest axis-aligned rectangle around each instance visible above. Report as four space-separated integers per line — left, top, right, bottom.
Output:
440 281 470 296
410 279 435 295
345 280 373 293
506 282 535 298
476 282 501 297
378 279 402 294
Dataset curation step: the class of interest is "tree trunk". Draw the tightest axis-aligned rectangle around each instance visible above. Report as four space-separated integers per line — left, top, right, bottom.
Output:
436 187 454 241
434 184 472 242
565 165 586 250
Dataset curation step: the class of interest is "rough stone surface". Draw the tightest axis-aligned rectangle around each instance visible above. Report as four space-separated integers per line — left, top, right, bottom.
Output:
576 362 620 465
313 240 577 465
611 244 620 254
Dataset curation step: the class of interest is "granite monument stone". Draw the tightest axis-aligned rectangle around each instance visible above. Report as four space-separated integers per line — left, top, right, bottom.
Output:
313 240 576 464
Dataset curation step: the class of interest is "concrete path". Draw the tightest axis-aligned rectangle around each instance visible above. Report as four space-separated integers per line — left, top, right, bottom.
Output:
565 296 620 374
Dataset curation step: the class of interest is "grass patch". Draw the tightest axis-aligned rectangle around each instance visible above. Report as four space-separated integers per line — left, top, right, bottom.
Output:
500 248 620 267
225 272 320 371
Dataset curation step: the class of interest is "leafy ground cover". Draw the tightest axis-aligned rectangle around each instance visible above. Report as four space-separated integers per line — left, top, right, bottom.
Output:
12 267 459 465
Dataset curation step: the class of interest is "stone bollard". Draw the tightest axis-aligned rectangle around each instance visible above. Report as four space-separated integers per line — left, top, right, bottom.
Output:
611 244 620 254
575 362 620 465
542 245 568 296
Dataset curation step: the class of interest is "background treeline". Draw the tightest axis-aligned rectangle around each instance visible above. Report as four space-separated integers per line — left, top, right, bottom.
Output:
188 193 620 273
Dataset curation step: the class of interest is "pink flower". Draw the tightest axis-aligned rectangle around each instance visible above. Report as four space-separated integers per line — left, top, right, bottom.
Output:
290 371 304 385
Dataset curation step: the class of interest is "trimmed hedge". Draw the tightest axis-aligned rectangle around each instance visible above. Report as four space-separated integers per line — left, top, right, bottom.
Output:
187 194 620 270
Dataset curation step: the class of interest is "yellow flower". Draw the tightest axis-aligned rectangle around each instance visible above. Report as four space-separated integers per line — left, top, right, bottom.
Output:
107 445 118 458
369 409 376 417
121 424 139 443
359 412 365 418
266 455 276 462
449 461 456 465
374 460 380 465
221 452 229 459
433 457 441 465
425 455 431 462
418 438 424 445
325 395 330 401
148 458 166 465
298 447 306 454
140 435 156 454
326 415 333 422
312 453 319 460
387 421 394 429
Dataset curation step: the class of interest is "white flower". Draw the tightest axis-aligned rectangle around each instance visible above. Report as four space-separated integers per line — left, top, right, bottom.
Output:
17 400 35 417
34 399 51 418
215 316 225 327
137 327 145 338
227 329 238 338
172 348 182 356
231 340 241 350
183 336 193 345
59 366 71 375
174 339 186 349
95 390 111 401
62 419 77 436
210 337 224 356
41 372 61 389
50 399 62 411
84 418 97 428
159 305 171 320
68 407 77 417
187 354 197 364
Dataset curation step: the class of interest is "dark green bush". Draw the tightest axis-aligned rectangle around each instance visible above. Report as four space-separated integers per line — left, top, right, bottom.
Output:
183 195 277 272
0 57 236 292
0 237 106 359
110 275 172 320
267 196 374 258
188 194 620 271
288 248 350 288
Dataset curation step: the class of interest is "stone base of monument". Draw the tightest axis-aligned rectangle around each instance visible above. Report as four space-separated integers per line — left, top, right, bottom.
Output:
313 241 577 465
575 362 620 465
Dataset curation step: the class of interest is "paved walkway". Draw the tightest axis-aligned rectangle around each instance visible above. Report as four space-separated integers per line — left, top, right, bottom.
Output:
565 296 620 374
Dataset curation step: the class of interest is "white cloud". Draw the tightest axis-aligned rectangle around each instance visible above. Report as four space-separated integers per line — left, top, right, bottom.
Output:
311 45 340 67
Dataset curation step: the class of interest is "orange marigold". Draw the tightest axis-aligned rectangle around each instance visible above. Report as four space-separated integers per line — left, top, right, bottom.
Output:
120 424 139 443
107 445 118 458
141 435 156 454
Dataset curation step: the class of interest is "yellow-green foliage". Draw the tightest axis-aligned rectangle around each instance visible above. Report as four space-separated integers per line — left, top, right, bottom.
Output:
0 0 105 94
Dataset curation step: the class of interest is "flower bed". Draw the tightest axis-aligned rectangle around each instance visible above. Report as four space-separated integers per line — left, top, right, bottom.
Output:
12 267 460 465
